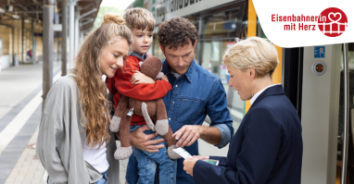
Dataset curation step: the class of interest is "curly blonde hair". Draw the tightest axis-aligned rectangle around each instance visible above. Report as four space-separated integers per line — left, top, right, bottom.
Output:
223 37 278 77
74 13 132 148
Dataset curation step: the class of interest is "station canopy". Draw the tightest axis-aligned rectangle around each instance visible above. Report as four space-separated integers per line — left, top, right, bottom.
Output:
0 0 102 32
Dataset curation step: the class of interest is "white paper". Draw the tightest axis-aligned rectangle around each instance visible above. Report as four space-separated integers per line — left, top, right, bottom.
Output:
172 147 192 159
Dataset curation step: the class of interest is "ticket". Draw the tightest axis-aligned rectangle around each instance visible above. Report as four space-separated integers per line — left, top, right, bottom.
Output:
202 159 219 166
172 147 192 159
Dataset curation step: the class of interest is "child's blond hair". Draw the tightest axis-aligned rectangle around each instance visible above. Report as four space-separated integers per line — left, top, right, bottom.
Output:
124 8 155 31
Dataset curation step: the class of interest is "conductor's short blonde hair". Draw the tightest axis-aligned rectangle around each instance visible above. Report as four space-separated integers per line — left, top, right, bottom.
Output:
223 37 279 77
124 8 155 31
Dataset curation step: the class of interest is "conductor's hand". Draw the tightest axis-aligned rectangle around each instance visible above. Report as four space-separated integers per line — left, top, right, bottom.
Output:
130 125 164 152
193 155 209 160
183 157 199 176
173 125 202 147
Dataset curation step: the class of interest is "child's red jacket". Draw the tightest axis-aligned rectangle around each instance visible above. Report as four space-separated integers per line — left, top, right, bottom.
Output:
106 55 172 124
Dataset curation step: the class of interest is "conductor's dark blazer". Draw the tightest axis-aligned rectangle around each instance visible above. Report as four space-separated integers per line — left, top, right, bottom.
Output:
193 84 303 184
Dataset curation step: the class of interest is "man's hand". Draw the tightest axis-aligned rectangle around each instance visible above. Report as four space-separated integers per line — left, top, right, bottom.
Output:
173 125 202 147
131 71 155 84
183 157 199 176
130 125 164 152
161 75 169 82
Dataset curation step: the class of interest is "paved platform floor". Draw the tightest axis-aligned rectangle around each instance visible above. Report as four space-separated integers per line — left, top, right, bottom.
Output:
0 62 236 184
4 127 46 184
0 62 62 184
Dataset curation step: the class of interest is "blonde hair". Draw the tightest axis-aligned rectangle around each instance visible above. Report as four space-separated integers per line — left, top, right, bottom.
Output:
74 13 132 148
223 37 279 77
124 8 155 31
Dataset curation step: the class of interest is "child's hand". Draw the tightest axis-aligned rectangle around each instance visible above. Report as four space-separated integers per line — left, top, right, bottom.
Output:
131 71 155 84
162 75 169 82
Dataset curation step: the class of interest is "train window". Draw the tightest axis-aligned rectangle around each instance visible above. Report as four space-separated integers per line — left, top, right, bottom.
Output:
185 15 200 30
152 26 164 61
340 44 354 70
198 39 244 131
196 8 247 132
256 16 267 39
350 45 354 70
200 10 240 39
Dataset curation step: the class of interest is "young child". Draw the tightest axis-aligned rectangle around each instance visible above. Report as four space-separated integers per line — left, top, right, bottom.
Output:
106 8 177 184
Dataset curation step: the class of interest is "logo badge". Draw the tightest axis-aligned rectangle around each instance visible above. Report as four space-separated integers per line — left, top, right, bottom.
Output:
318 7 348 37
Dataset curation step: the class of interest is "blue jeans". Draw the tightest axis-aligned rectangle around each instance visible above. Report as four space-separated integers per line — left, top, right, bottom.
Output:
128 125 177 184
96 170 109 184
47 170 108 184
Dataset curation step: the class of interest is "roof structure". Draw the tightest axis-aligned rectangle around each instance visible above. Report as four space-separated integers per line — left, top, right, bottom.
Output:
0 0 101 32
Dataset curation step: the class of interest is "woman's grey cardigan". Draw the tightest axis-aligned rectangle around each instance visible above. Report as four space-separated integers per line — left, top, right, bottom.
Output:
36 75 120 184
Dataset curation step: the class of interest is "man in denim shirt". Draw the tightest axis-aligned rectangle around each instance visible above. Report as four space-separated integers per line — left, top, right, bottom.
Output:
126 17 234 184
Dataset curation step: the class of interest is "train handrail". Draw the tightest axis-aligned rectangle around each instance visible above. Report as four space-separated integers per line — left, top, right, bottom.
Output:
341 43 349 184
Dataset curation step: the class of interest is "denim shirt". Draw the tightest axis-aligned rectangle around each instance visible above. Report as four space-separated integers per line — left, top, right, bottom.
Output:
162 59 234 184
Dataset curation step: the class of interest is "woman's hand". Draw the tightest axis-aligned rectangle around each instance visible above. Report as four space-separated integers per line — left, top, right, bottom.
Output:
131 71 155 84
193 155 209 160
129 125 165 152
183 157 199 176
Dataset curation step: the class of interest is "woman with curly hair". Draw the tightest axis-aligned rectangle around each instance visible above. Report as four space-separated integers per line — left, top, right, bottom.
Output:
36 13 132 184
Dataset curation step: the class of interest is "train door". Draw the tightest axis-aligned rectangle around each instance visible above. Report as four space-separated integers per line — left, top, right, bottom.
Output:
284 44 354 184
